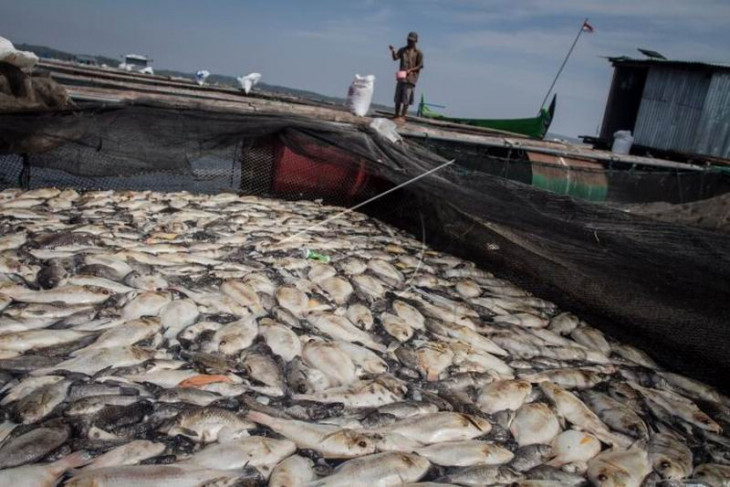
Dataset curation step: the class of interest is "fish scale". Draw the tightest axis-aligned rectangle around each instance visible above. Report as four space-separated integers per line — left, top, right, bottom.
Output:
0 188 724 486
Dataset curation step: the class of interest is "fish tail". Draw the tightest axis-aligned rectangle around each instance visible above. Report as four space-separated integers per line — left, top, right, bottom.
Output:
53 450 93 475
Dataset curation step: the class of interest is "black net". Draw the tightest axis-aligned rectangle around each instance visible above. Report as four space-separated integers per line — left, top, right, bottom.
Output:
0 102 729 392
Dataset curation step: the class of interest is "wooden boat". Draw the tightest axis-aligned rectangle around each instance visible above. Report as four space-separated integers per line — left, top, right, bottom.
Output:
28 59 729 204
417 94 556 139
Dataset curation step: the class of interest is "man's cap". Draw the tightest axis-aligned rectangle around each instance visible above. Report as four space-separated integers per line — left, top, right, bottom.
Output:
407 32 419 41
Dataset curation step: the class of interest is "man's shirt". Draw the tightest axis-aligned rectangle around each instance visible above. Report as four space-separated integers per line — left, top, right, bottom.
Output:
396 47 424 85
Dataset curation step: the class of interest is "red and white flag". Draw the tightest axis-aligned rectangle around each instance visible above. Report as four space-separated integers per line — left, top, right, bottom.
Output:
582 20 594 33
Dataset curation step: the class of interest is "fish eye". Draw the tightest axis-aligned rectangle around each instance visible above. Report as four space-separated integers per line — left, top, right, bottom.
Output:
660 461 671 470
358 440 368 447
597 474 608 482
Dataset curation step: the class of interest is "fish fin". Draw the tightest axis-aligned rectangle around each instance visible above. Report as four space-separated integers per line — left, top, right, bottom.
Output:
245 409 273 426
178 426 198 437
53 450 93 475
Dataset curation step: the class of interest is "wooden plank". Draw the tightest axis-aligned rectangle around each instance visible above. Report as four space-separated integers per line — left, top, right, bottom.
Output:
63 85 372 126
38 59 342 109
399 125 712 172
40 62 715 173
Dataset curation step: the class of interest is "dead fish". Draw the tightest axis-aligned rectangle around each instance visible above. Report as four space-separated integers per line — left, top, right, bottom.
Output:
380 312 414 342
547 429 602 468
586 444 652 487
286 356 331 394
13 379 71 423
302 339 357 386
509 444 554 473
0 424 70 469
519 367 605 390
179 435 296 477
306 312 385 352
0 284 114 305
292 374 407 408
81 317 162 351
540 381 631 447
371 412 492 444
309 452 430 487
318 276 354 305
0 450 91 487
165 406 255 443
437 465 522 486
476 379 532 414
395 342 454 381
691 463 730 487
547 312 580 335
649 432 694 480
583 390 648 439
157 387 222 406
208 315 258 355
121 292 171 320
510 403 561 447
65 464 259 487
416 440 514 466
276 286 309 318
159 299 199 345
83 440 167 470
346 303 374 331
269 455 315 487
351 274 387 301
0 329 93 353
240 351 285 396
245 410 377 458
33 346 161 376
630 382 722 433
260 318 302 361
570 325 611 355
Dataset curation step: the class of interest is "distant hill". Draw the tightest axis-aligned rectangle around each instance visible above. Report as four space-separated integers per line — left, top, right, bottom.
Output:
17 43 391 111
16 43 118 67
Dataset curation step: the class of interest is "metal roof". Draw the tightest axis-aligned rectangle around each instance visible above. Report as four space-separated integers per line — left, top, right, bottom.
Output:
608 56 730 72
123 54 149 61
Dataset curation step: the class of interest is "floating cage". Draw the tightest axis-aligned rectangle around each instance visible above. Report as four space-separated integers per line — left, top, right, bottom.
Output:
0 102 729 392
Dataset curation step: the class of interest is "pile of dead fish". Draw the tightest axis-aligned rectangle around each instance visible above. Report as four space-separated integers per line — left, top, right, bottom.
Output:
0 187 727 487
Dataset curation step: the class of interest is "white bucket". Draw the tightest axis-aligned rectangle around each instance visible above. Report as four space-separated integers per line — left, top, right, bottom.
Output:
612 130 634 155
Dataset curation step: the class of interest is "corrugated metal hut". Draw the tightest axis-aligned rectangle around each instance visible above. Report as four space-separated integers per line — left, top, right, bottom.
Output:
599 55 730 160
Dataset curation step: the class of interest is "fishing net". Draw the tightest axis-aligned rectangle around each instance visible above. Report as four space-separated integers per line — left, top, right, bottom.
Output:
0 102 728 392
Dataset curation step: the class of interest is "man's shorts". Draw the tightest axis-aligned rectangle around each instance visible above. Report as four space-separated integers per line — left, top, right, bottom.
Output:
394 81 415 106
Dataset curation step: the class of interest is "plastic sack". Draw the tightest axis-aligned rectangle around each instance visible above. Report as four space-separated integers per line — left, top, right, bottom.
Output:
195 70 210 86
237 73 262 94
346 74 375 117
612 130 634 155
370 118 402 144
0 36 38 69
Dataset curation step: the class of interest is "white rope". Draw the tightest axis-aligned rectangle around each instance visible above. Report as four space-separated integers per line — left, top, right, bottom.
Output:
278 159 455 244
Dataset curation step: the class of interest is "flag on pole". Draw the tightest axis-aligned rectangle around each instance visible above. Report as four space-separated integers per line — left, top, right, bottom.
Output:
582 20 594 33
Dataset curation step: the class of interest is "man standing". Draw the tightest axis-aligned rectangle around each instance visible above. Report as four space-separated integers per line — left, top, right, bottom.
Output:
389 32 423 123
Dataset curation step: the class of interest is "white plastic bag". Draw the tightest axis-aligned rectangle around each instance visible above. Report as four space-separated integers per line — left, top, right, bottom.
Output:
0 36 38 69
369 118 402 144
195 70 210 86
346 74 375 117
612 130 634 155
237 73 262 94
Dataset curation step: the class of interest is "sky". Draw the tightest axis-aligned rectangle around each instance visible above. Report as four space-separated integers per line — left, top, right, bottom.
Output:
1 0 729 137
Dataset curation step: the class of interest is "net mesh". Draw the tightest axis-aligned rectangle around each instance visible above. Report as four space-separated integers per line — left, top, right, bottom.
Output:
0 102 729 392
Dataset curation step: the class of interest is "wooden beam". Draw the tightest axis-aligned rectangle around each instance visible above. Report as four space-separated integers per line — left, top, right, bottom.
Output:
399 126 712 172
